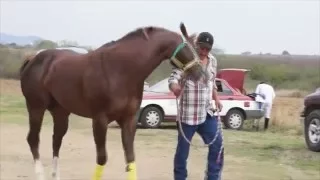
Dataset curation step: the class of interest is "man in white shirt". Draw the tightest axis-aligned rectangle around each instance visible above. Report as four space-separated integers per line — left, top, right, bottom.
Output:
254 82 276 130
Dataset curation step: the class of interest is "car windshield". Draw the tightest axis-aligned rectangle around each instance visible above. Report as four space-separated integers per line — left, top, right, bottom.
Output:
146 78 170 93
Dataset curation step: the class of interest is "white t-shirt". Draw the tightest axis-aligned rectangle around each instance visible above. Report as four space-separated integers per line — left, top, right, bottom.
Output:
255 83 276 104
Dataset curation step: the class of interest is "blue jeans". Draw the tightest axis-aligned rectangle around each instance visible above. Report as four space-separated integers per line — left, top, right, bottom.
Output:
258 102 263 110
174 114 224 180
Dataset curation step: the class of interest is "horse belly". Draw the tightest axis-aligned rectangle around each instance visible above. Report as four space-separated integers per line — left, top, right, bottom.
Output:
57 93 91 117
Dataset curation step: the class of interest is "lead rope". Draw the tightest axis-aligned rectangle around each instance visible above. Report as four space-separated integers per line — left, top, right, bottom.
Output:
175 92 224 164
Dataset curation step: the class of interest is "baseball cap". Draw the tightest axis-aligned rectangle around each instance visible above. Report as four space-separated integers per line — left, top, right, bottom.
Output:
196 32 214 49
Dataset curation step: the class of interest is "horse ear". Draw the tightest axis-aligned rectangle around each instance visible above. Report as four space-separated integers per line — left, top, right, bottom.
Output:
179 22 189 38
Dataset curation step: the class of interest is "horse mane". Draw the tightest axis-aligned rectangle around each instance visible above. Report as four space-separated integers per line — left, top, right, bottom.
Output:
97 28 150 49
118 26 166 41
95 26 172 51
119 28 145 40
98 29 147 49
100 40 116 48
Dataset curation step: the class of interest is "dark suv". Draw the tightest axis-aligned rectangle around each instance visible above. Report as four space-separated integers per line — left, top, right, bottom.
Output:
301 88 320 152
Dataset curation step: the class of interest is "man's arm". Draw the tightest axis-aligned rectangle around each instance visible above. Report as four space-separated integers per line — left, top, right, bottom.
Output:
212 79 219 101
255 84 262 97
210 54 223 111
272 87 276 100
168 68 183 96
210 54 219 101
255 84 260 95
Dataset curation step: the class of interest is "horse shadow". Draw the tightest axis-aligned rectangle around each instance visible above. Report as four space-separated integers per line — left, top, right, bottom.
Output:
108 122 178 130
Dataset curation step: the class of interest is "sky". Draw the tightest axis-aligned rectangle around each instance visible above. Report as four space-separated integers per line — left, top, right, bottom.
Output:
1 0 319 55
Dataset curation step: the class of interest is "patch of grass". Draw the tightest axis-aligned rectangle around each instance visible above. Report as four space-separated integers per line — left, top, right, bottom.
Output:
0 91 90 128
130 122 320 174
0 95 25 112
0 94 27 124
222 130 320 172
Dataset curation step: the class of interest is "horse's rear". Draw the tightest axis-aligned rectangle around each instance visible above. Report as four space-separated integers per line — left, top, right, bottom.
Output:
19 49 83 180
20 49 82 108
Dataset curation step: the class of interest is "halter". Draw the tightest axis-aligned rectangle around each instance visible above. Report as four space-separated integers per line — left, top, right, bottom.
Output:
170 35 201 72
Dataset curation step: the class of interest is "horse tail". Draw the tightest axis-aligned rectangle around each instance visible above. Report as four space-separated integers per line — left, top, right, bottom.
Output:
19 54 35 77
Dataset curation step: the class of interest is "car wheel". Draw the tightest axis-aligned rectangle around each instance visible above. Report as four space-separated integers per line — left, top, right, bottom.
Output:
224 109 244 130
222 118 230 129
304 110 320 152
140 106 163 129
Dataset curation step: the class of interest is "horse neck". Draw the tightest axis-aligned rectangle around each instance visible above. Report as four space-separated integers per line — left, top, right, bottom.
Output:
96 35 175 86
129 39 172 82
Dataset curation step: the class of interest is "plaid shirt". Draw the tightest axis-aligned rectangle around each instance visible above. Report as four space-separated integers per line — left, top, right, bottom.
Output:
168 54 218 126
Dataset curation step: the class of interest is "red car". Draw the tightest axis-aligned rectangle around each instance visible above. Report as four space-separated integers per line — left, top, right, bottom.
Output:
137 68 263 130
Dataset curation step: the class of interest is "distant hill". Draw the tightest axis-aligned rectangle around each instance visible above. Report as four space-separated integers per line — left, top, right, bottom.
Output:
0 33 42 45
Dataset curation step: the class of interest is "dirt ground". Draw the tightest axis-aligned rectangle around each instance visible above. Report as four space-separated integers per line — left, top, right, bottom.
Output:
1 121 319 180
0 121 219 180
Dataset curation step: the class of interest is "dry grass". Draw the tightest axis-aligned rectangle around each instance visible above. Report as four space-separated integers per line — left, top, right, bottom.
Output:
271 97 304 132
1 79 306 131
0 79 22 95
276 89 310 98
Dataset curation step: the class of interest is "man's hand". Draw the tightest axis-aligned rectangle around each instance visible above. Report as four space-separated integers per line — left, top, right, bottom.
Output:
170 83 182 97
212 88 223 112
215 99 223 112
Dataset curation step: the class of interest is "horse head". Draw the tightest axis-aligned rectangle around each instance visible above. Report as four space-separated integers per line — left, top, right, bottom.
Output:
143 23 203 80
172 22 203 80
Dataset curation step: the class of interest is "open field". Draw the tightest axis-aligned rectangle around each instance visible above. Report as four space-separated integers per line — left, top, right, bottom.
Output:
1 79 320 180
1 45 319 90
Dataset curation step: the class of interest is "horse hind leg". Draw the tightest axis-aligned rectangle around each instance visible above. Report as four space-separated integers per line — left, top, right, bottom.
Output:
49 105 70 180
26 100 47 180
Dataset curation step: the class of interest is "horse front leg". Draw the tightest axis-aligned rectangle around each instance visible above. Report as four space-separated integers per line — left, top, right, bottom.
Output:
118 114 138 180
91 113 108 180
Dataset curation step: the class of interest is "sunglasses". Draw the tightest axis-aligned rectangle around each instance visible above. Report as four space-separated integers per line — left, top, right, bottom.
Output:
197 43 212 52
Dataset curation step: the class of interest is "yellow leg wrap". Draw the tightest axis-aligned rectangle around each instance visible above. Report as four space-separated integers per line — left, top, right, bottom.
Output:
126 162 137 180
92 164 104 180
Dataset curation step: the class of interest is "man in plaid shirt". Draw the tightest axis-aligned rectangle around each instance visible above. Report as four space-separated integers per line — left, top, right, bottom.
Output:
168 32 224 180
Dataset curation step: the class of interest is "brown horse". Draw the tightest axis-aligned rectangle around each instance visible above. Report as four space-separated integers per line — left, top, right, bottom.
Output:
19 22 202 180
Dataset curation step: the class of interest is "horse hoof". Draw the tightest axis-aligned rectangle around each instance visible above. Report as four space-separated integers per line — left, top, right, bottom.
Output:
52 172 60 180
36 174 46 180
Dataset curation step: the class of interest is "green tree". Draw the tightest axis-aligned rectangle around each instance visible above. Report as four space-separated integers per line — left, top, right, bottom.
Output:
58 40 79 47
33 40 58 49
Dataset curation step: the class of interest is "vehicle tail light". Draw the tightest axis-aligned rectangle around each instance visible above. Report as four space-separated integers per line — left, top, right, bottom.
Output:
244 101 250 107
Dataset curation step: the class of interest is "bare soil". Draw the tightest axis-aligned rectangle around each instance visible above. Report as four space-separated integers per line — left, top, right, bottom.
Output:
0 122 215 180
1 121 319 180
